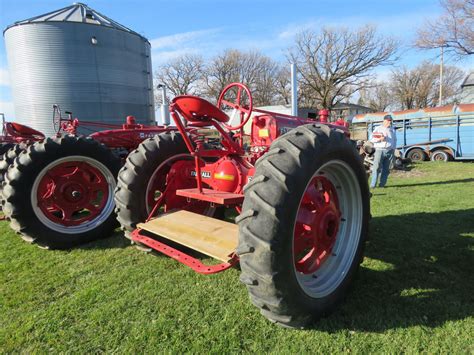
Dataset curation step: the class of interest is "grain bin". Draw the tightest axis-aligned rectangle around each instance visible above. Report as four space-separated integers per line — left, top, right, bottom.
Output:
4 3 154 136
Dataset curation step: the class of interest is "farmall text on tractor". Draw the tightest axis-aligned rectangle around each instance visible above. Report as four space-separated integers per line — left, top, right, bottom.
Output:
114 83 370 328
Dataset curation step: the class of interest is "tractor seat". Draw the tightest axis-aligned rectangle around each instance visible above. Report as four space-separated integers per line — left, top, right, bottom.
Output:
6 122 45 138
172 96 229 124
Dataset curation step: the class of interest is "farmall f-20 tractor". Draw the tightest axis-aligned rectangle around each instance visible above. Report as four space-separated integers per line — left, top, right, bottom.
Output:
0 113 45 154
115 83 370 328
1 106 178 249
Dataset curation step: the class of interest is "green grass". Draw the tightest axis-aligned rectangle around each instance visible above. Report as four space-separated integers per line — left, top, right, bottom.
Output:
1 162 473 353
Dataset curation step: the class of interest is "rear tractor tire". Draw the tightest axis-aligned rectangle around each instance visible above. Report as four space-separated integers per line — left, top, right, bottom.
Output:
237 124 370 328
3 136 121 249
0 143 28 203
115 131 215 243
0 143 15 156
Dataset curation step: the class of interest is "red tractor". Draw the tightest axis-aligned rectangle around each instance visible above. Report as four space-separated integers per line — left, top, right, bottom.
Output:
0 112 45 174
0 113 45 154
1 106 180 249
115 83 370 328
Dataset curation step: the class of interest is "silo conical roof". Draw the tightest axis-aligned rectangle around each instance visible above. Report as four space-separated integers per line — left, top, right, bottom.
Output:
4 2 147 41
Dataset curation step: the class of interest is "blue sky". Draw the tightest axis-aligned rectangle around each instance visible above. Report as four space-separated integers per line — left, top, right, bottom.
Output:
0 0 472 118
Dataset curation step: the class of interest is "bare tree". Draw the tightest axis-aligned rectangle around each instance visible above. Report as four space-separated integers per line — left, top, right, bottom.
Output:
203 49 283 106
154 50 289 107
203 50 242 102
390 62 465 109
273 65 291 105
288 26 399 109
416 0 474 57
359 82 393 112
390 67 420 110
434 64 466 104
252 57 280 106
154 54 205 99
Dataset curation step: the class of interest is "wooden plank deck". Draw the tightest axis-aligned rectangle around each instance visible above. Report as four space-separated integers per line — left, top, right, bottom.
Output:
138 210 238 262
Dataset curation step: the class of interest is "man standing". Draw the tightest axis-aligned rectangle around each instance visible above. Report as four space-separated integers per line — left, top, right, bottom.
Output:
370 114 397 188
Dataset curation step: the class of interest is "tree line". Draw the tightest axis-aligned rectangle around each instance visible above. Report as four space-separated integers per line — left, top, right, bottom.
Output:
154 0 472 112
359 62 465 111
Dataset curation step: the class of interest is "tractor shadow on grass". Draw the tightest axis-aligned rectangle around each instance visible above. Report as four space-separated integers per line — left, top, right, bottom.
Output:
386 177 474 188
79 229 232 269
75 210 473 332
78 230 132 250
316 208 474 332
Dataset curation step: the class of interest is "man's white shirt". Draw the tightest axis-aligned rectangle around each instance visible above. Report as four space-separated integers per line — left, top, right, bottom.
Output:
371 125 397 150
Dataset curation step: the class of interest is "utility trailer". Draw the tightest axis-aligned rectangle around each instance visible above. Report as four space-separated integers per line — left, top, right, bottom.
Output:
351 104 474 162
115 83 370 328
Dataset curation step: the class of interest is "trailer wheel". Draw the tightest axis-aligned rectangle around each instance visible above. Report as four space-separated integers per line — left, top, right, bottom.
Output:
430 150 451 162
3 136 121 249
406 148 426 162
115 131 215 241
237 124 370 328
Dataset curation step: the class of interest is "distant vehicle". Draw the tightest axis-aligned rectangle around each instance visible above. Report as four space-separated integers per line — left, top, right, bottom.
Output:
351 104 474 162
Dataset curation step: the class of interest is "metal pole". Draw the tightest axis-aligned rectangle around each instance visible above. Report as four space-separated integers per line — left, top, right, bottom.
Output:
290 63 298 116
439 46 444 107
158 84 170 125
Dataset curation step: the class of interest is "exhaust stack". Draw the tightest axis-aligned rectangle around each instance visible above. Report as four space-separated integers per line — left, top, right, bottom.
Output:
290 63 298 117
158 84 170 125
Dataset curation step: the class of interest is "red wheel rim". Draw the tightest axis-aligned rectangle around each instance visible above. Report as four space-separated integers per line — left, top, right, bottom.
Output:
294 175 342 274
146 156 213 216
36 161 110 226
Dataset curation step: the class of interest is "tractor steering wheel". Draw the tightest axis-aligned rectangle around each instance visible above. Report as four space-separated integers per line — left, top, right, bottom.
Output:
53 105 77 134
52 105 63 134
217 83 253 131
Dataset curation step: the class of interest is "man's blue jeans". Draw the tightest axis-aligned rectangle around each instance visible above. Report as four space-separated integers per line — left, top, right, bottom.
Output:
370 149 394 188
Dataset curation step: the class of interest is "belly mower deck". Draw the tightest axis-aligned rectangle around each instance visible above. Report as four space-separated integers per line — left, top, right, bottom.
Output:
132 210 239 274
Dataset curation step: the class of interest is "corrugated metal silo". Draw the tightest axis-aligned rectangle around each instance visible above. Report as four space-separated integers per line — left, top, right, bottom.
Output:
4 3 154 136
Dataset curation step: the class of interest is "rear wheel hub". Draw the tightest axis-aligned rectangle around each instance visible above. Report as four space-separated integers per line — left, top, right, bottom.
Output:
294 175 341 274
32 157 115 231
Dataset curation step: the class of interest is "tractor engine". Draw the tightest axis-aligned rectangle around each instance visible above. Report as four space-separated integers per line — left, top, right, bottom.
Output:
249 112 316 163
251 114 303 147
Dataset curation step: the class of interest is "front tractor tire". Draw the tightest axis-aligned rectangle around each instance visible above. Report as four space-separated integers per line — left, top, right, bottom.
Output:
237 124 370 328
115 132 188 237
3 136 121 249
